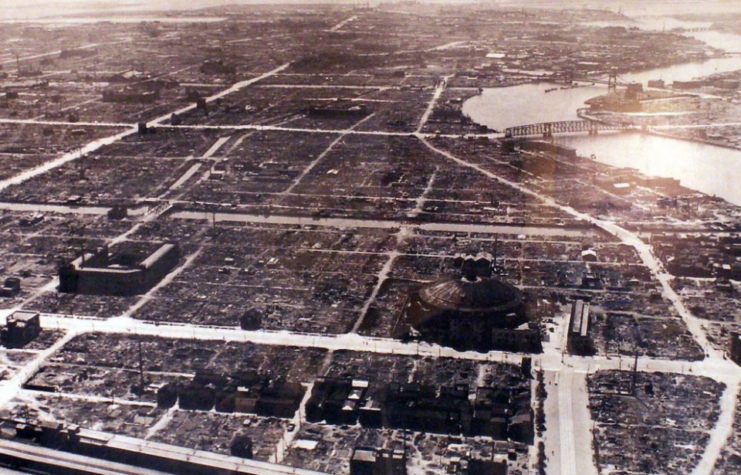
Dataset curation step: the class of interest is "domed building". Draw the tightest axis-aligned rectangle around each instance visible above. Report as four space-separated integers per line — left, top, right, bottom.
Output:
393 253 541 353
417 276 523 321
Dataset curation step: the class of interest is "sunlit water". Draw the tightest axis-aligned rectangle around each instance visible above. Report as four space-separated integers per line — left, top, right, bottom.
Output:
462 84 603 132
555 132 741 205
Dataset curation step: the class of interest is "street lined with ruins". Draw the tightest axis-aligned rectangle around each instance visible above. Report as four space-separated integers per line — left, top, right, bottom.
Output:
1 3 741 474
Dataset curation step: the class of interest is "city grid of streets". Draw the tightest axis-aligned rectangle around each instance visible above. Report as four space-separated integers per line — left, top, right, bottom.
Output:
0 4 741 475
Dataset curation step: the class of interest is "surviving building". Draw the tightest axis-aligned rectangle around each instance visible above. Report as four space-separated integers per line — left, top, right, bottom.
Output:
568 299 594 356
200 60 236 75
730 331 741 366
393 253 540 353
306 375 534 445
157 370 305 419
306 103 370 119
1 310 41 349
350 447 406 475
58 243 179 296
102 87 160 104
0 277 21 298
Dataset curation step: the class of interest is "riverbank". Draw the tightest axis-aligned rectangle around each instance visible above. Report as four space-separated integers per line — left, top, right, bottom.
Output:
576 109 741 152
646 128 741 152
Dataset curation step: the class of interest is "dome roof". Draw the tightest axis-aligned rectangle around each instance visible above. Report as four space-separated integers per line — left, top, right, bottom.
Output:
418 277 522 314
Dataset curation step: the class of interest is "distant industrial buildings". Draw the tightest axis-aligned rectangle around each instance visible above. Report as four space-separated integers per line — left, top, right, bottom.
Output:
673 80 706 90
520 140 577 158
58 243 179 296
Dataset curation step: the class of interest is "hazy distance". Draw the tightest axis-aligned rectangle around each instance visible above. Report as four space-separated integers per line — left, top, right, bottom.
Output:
5 0 741 21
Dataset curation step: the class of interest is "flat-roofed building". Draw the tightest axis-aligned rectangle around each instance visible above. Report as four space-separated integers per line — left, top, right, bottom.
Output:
730 332 741 366
568 299 594 355
1 310 41 348
58 243 179 296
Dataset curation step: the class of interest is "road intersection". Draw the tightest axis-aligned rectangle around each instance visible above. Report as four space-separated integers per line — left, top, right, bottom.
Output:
0 47 736 475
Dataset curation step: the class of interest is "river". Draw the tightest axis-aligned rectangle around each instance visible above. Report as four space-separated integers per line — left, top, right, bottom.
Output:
461 57 741 132
462 16 741 207
555 132 741 205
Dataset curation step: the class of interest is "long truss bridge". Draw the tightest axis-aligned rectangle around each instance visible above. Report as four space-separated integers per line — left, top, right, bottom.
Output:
504 120 633 138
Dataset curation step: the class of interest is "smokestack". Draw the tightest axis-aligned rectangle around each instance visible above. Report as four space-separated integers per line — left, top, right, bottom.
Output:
139 340 145 393
632 350 639 396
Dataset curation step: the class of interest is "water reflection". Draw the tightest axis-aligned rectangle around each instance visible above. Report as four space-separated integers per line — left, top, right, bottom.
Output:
622 56 741 85
462 83 604 132
555 132 741 206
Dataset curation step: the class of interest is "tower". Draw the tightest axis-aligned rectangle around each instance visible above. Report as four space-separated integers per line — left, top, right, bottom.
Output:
563 69 574 85
607 69 618 94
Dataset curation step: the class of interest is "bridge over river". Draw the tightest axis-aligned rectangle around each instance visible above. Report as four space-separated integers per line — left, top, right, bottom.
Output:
504 119 634 138
670 26 711 33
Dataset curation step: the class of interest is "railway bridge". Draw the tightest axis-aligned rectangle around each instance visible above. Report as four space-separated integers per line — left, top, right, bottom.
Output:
504 120 632 138
671 26 711 33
